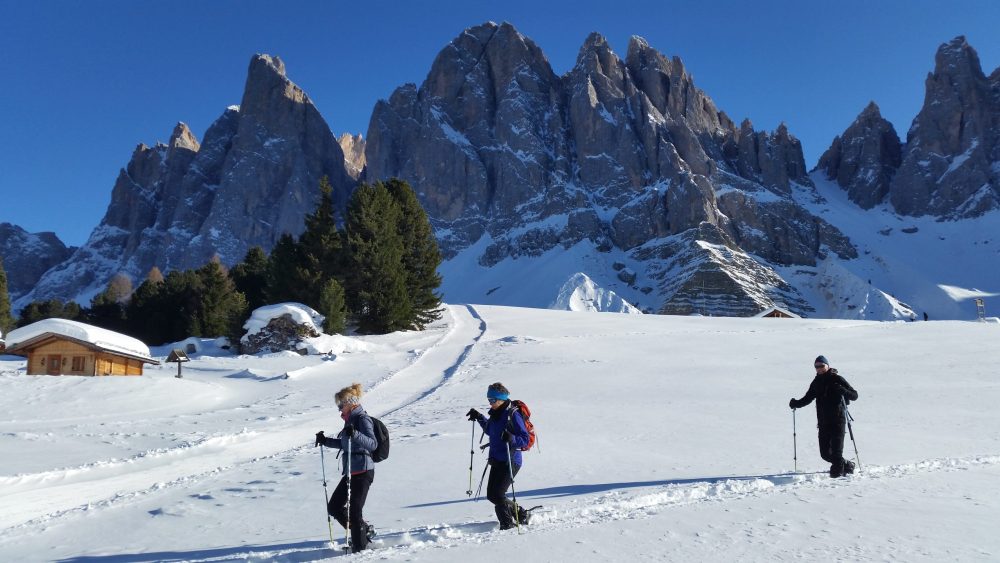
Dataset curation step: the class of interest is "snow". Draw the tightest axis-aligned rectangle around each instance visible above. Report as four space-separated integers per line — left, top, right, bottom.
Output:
549 272 642 314
938 284 1000 302
1 305 998 561
799 172 1000 320
4 318 153 360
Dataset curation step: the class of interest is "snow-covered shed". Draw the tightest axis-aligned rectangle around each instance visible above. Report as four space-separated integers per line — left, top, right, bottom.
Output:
4 319 159 376
754 306 800 319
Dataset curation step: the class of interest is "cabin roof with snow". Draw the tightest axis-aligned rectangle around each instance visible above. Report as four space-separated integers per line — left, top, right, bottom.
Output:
4 319 158 364
753 306 800 319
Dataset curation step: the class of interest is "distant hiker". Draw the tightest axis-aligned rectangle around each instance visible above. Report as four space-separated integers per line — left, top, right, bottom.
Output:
315 383 377 552
789 356 860 477
466 382 531 530
924 312 929 321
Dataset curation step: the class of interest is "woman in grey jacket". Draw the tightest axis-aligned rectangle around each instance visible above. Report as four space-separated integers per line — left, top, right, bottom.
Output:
315 383 378 552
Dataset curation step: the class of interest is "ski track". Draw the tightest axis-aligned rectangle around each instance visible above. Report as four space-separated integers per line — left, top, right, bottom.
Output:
0 305 485 534
105 453 1000 562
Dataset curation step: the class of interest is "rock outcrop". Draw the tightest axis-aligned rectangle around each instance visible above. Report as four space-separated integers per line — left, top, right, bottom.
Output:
338 133 366 179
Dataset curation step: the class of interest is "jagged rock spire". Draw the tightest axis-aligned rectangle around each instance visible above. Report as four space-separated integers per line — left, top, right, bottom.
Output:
816 101 902 209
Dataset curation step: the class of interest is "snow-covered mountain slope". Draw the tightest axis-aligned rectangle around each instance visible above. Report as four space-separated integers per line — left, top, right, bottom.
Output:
550 272 641 313
1 305 998 560
790 172 1000 320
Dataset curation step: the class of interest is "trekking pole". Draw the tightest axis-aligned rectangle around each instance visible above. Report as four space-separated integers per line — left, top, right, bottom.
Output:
474 459 489 501
841 396 862 470
319 444 335 546
792 408 798 473
345 432 352 549
505 442 521 534
466 420 475 496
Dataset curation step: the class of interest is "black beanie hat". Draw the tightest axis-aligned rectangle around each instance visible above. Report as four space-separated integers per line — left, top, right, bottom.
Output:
815 355 829 366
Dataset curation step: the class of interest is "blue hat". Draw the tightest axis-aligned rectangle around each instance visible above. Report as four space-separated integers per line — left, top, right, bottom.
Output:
487 388 509 402
815 355 829 366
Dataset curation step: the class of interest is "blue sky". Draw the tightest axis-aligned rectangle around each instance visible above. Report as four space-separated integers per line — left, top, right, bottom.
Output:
1 0 998 247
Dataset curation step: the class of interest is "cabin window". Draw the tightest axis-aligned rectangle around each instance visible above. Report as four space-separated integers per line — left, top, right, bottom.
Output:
71 356 86 372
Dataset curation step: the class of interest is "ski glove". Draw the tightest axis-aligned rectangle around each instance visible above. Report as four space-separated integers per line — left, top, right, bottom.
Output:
343 424 355 438
501 430 513 443
466 408 483 422
315 431 325 446
788 398 798 409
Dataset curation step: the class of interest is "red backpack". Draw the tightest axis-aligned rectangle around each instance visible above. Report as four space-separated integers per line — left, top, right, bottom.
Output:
507 400 537 452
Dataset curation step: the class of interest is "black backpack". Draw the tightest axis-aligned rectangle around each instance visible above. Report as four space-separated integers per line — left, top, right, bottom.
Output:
370 416 390 462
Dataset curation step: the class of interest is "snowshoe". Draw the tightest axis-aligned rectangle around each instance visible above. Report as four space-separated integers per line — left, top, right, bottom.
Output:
844 460 856 475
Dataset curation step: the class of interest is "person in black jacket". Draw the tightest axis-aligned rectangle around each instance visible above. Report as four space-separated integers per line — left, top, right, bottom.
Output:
789 355 860 477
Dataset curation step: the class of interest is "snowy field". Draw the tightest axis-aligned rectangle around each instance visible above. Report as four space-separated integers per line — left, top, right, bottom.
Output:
1 304 999 561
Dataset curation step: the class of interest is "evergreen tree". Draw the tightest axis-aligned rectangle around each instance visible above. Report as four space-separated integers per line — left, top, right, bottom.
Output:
85 273 133 333
299 176 346 293
161 269 204 340
0 257 14 334
266 233 313 305
197 257 248 341
17 299 82 327
345 182 412 334
318 278 346 334
384 178 444 329
127 274 168 344
230 246 269 312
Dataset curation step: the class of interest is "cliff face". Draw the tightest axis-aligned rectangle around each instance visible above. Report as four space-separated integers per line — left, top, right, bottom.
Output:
22 55 356 307
366 22 854 316
0 224 73 302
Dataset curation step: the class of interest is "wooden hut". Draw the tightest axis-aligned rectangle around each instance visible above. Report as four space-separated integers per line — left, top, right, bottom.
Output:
4 319 159 376
753 306 800 319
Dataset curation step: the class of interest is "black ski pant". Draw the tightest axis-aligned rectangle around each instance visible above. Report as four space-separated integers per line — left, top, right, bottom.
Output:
486 460 525 528
328 469 374 552
817 422 848 474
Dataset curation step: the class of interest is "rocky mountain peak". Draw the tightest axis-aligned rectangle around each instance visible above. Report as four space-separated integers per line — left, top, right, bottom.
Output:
169 122 200 153
23 52 355 308
859 100 882 119
886 36 999 217
576 32 617 72
816 101 902 209
241 53 307 117
933 36 985 80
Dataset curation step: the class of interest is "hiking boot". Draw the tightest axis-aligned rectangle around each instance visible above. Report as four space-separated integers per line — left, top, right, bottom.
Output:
518 508 530 525
365 522 377 541
844 460 855 475
829 464 844 478
498 522 514 531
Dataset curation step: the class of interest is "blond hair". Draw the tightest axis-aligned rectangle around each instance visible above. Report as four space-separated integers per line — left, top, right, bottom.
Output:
335 382 364 406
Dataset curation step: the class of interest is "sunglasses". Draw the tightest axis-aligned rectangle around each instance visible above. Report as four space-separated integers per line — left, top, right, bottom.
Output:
814 364 827 369
487 397 504 404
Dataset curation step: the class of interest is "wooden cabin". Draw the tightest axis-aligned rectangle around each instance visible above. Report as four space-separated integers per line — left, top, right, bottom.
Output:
4 320 159 376
754 306 800 319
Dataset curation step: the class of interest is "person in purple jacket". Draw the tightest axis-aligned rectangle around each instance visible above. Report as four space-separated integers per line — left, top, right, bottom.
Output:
466 382 531 530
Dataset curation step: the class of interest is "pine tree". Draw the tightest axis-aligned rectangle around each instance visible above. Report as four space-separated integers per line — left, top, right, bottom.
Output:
345 182 412 334
0 257 14 334
197 256 248 340
318 278 346 334
231 246 269 312
85 273 133 333
384 178 444 329
17 299 82 327
267 233 313 305
127 274 167 344
299 176 346 296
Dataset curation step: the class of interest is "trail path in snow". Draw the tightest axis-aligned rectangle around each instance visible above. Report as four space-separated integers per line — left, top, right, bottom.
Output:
0 305 486 532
